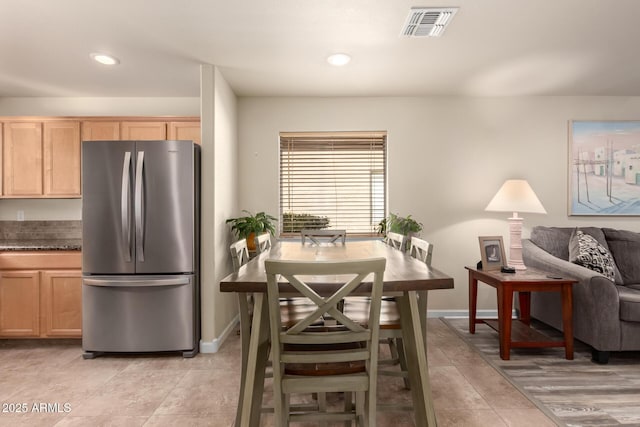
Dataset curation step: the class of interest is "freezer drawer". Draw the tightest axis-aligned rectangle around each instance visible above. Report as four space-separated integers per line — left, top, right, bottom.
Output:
82 275 196 356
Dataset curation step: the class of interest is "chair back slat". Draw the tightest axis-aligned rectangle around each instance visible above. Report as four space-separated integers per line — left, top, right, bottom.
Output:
301 229 347 245
282 330 372 345
281 348 370 364
409 236 434 266
254 233 272 254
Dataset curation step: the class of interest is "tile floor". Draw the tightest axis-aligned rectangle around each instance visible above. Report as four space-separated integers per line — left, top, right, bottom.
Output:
0 319 556 426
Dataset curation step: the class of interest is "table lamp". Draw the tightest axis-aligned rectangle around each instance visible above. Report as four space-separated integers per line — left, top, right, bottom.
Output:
485 179 547 270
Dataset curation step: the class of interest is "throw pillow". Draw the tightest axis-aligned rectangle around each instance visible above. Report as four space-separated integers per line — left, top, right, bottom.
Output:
569 229 616 281
602 228 640 285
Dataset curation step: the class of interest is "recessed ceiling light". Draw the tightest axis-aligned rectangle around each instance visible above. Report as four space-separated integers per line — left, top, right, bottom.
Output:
90 53 120 65
327 53 351 66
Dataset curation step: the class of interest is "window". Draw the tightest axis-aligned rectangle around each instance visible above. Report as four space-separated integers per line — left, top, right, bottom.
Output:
279 131 387 237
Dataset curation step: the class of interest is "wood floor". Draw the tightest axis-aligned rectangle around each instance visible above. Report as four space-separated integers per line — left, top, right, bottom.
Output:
0 319 555 426
446 318 640 427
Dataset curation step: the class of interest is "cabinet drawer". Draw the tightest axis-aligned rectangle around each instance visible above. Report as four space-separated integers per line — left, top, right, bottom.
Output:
0 251 81 270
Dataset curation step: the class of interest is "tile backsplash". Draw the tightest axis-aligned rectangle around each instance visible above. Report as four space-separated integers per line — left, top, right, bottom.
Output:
0 220 82 240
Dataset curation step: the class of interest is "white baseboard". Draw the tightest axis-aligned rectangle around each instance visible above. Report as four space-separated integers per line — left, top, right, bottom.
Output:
199 314 239 353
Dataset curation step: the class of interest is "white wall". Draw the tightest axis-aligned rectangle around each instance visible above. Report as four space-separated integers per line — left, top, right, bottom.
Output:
0 97 200 220
199 66 239 352
0 97 199 117
213 67 239 340
237 96 640 314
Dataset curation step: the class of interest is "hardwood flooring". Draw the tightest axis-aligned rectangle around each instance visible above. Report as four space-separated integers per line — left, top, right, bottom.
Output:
0 319 556 426
445 318 640 427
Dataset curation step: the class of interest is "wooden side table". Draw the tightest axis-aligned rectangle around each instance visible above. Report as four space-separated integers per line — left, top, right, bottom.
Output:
466 266 577 360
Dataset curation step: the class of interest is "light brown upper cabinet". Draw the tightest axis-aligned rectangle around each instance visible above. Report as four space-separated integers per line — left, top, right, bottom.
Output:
43 121 81 197
3 121 81 198
3 122 43 197
169 121 201 145
1 117 198 199
121 121 167 140
81 121 120 141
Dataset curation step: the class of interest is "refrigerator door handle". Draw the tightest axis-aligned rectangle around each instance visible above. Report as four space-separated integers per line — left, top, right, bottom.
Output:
135 151 145 262
121 151 132 262
84 277 190 287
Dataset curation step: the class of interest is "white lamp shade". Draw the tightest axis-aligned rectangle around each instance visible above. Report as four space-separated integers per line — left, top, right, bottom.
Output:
485 179 547 214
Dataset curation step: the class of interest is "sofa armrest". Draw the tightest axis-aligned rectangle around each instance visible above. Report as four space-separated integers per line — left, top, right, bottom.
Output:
522 239 621 351
523 238 607 282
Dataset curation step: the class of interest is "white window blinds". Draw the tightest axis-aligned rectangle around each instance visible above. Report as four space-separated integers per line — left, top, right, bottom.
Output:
279 131 387 237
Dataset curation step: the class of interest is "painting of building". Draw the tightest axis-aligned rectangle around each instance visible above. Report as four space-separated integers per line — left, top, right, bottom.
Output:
570 121 640 215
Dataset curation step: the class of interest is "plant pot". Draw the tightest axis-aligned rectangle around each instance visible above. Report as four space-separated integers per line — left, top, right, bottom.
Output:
246 232 256 251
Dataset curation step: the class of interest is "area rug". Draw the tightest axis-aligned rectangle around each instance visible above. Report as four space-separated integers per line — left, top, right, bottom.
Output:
443 318 640 427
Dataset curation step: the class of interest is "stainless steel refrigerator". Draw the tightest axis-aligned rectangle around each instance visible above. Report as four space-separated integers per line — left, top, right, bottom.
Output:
81 140 200 358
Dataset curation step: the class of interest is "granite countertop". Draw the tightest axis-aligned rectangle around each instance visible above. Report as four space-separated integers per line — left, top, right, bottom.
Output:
0 239 82 251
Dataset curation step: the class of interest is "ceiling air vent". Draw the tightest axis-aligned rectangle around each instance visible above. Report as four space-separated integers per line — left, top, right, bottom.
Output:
401 7 458 38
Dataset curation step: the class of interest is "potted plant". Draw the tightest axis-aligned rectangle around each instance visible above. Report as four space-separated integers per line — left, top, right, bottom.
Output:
226 210 277 250
377 213 423 249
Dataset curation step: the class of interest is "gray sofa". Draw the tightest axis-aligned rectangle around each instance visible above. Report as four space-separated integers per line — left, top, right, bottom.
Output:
522 226 640 363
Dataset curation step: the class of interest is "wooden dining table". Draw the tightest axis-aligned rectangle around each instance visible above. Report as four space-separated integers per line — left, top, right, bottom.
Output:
219 239 454 427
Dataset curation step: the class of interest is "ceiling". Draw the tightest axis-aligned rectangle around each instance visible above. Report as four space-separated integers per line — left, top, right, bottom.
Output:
3 0 640 98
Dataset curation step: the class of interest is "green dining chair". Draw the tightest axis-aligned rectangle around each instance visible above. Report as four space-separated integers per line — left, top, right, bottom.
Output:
346 236 434 393
383 236 434 389
265 257 386 427
231 238 330 426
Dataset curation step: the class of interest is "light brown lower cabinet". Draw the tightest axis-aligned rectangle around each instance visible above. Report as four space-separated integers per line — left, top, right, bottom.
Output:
0 252 82 338
0 270 40 337
40 270 82 337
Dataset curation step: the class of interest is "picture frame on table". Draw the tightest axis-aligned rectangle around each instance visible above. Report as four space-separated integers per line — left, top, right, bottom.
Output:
478 236 506 271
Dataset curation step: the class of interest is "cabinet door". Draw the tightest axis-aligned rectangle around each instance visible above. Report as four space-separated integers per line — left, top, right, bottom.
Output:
168 121 201 145
121 122 167 140
40 270 82 337
81 121 120 141
43 121 81 197
0 271 40 337
3 122 43 196
0 123 3 196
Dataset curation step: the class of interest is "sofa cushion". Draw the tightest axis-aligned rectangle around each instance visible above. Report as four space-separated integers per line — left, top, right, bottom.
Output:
530 226 610 261
618 286 640 322
603 228 640 285
569 229 617 281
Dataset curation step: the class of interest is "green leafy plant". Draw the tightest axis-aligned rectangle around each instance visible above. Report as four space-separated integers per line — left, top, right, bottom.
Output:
376 213 423 236
226 210 277 241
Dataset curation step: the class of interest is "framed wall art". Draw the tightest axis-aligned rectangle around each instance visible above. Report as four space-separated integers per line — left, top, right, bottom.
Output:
569 120 640 216
478 236 506 270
